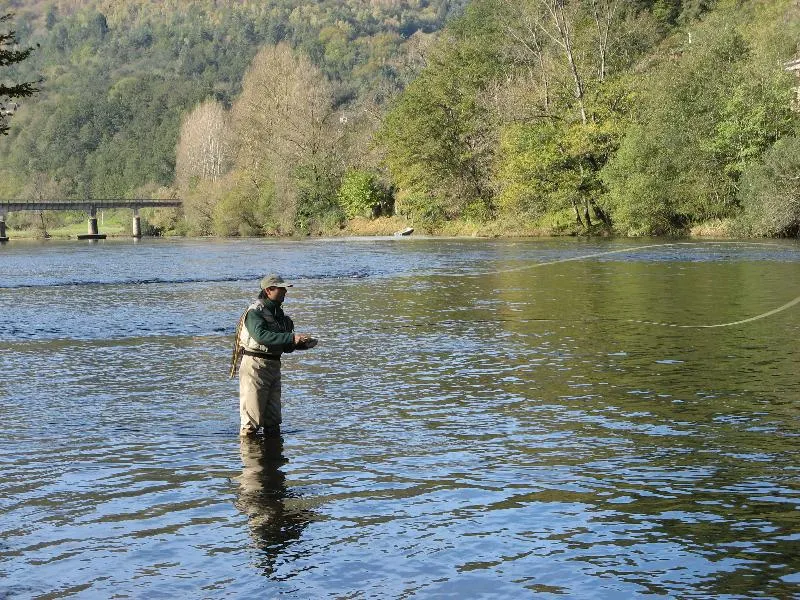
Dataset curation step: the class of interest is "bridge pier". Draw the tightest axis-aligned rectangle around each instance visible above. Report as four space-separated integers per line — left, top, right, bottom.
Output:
132 208 142 238
0 199 181 241
77 206 107 240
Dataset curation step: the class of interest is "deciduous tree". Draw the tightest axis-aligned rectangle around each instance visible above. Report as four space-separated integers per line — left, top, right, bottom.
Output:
738 136 800 237
231 43 343 232
380 0 506 226
176 99 232 190
601 4 800 235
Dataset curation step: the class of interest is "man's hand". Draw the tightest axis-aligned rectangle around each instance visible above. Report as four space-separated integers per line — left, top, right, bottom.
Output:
293 333 318 349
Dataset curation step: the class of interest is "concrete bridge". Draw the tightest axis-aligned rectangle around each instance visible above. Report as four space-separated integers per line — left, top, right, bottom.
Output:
0 199 182 241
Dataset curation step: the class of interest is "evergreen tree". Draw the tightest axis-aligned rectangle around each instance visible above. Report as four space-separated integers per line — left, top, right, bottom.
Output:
0 13 39 135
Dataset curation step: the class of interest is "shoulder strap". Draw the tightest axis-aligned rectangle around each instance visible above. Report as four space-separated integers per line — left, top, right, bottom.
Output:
249 299 278 324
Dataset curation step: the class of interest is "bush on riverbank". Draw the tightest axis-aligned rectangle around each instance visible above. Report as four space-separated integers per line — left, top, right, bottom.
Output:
735 136 800 237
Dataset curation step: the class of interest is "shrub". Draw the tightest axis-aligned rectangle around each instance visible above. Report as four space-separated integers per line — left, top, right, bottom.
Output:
336 169 392 219
736 136 800 237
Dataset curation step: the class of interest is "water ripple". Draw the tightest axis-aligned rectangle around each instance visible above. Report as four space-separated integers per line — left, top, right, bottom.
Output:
1 239 799 598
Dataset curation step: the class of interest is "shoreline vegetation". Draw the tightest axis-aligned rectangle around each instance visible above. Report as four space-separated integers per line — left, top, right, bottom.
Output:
4 214 745 241
1 1 799 240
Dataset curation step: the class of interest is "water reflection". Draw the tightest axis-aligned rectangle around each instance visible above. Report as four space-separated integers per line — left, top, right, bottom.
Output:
2 239 798 598
234 436 312 578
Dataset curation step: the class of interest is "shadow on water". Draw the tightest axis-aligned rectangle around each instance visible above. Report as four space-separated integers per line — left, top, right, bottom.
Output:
233 436 314 579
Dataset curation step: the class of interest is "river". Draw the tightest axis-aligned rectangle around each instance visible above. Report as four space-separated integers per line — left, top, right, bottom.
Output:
1 237 798 598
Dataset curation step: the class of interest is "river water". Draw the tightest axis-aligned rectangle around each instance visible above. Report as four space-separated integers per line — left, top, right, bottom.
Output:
0 237 798 599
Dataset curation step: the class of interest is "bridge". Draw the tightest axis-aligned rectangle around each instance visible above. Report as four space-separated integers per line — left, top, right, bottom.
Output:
0 199 182 241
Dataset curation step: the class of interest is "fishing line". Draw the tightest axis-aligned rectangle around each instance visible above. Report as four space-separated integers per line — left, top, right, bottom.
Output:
510 241 800 328
455 240 797 276
625 293 800 328
410 241 800 329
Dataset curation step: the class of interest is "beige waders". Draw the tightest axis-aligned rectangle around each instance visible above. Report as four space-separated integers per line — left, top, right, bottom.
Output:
239 354 282 436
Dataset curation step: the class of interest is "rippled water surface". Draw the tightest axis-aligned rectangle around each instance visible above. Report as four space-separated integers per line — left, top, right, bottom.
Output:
1 237 799 598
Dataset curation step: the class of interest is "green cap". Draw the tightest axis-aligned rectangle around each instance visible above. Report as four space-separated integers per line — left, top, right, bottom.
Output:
260 273 294 289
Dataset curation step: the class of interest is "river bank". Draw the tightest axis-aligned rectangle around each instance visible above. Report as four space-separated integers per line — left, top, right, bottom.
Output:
2 215 754 241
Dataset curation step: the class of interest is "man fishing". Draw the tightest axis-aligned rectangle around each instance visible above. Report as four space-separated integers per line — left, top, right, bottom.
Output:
231 274 317 437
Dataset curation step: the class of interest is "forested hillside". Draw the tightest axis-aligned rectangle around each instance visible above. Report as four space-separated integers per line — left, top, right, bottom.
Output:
0 0 465 232
381 0 800 236
2 0 799 237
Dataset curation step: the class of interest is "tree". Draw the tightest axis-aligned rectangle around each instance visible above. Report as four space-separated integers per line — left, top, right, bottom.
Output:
497 117 618 228
231 43 344 232
380 0 506 226
490 0 650 230
176 100 232 190
534 0 589 124
737 136 800 237
601 2 800 235
337 169 393 218
1 13 39 135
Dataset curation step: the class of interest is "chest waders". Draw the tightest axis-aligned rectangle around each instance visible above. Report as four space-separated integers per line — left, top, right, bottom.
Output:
230 303 292 378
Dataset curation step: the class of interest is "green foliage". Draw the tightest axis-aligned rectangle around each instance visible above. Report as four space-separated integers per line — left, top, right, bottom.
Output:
337 169 392 219
736 136 800 237
3 0 798 239
1 12 39 135
395 190 447 228
212 174 271 237
140 207 184 236
0 1 460 205
648 0 716 29
497 116 621 230
600 121 689 235
497 123 568 220
601 4 800 235
380 0 506 222
710 64 798 183
378 0 800 238
294 161 346 234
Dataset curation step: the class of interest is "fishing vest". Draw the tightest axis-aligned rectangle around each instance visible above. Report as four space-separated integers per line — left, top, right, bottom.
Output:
238 299 294 356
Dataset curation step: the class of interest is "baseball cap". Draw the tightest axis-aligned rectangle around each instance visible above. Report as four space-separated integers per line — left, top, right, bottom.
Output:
260 273 294 289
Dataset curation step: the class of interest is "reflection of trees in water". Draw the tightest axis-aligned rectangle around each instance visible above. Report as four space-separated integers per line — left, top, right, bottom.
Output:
579 470 800 598
234 436 313 578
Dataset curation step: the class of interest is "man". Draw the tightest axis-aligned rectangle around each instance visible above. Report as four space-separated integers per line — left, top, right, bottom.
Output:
233 273 317 437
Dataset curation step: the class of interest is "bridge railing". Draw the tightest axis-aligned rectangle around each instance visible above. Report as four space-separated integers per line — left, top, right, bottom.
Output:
0 199 182 212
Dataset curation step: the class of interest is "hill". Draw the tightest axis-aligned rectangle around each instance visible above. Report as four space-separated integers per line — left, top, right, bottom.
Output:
0 0 466 202
2 0 799 237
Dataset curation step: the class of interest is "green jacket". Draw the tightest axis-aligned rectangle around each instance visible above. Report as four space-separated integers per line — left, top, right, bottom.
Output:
243 298 295 354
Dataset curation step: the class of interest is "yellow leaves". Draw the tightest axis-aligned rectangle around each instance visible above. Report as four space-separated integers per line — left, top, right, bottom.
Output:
231 43 334 171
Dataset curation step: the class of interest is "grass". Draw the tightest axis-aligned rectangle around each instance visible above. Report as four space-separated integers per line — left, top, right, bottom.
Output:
689 219 734 237
5 215 132 239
